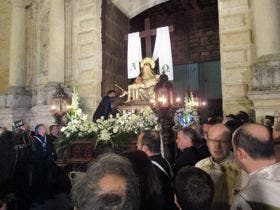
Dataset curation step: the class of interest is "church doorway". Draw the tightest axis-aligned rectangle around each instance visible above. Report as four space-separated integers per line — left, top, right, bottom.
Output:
129 0 222 119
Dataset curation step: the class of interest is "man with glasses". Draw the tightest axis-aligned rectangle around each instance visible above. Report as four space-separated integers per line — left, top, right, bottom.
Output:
195 124 246 210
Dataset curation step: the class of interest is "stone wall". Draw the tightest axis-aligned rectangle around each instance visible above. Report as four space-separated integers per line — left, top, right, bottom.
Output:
72 0 103 117
101 0 129 95
0 1 11 93
130 1 220 64
218 0 254 116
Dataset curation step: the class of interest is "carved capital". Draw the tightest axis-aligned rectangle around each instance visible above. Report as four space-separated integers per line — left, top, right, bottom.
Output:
252 53 280 91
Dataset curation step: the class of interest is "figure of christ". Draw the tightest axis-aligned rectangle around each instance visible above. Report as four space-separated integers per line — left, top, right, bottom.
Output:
126 57 160 103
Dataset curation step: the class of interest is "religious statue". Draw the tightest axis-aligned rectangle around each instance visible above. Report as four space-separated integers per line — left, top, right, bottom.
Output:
126 57 160 102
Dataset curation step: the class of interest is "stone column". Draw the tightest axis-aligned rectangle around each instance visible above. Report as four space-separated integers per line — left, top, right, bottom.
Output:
253 0 280 57
8 0 27 88
248 0 280 122
48 0 65 84
0 0 31 128
218 0 253 116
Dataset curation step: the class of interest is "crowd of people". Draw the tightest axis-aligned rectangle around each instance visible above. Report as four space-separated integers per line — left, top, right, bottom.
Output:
0 123 68 210
1 110 280 210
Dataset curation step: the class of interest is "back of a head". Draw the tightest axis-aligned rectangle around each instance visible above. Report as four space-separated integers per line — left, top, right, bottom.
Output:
107 90 116 96
190 123 203 136
180 127 199 146
206 117 217 125
225 119 243 134
235 111 250 124
174 166 214 210
71 153 139 210
233 123 275 160
141 130 161 153
0 130 13 144
121 150 162 204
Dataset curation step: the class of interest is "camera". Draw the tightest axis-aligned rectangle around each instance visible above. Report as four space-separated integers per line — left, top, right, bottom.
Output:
12 120 24 134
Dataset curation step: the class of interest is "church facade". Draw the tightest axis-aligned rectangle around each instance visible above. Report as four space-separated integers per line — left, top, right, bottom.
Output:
0 0 279 129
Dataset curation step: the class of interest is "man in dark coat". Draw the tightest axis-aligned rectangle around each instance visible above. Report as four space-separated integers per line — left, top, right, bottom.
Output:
190 123 211 160
92 90 127 122
12 122 35 209
137 130 178 210
31 124 56 202
173 127 200 176
0 129 15 209
92 90 116 121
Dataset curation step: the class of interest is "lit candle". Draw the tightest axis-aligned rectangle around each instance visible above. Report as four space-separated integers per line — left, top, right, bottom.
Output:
162 96 166 104
150 99 155 105
176 97 181 103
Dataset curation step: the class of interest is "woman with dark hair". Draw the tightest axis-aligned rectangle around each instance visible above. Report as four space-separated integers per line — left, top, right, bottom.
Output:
121 150 164 210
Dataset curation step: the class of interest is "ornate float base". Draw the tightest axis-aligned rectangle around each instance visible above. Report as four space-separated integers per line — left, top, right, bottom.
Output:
117 101 151 113
64 138 137 171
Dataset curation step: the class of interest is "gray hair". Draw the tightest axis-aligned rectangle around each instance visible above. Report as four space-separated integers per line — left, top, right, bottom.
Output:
71 153 140 210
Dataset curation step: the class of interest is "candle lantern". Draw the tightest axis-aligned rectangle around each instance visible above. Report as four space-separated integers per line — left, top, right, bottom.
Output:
153 73 176 163
155 74 173 108
50 84 71 125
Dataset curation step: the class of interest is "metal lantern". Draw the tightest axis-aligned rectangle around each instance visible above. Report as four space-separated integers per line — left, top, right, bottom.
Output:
50 84 71 125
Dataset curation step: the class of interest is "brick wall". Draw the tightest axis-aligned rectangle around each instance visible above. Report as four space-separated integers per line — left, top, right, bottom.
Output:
102 0 129 95
130 1 220 65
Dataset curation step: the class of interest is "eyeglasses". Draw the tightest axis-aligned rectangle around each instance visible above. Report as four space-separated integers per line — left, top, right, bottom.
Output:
207 139 229 145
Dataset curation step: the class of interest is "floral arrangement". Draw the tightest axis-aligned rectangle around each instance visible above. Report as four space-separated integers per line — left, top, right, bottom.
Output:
93 108 159 146
56 87 159 153
174 92 199 128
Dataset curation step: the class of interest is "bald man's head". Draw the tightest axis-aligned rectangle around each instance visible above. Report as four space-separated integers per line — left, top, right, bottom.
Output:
232 123 275 159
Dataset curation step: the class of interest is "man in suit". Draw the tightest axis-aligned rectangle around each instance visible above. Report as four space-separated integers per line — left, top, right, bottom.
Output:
174 127 200 175
137 130 177 210
31 124 55 202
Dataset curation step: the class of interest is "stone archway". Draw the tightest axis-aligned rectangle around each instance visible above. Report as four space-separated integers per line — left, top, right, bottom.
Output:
112 0 260 120
112 0 168 18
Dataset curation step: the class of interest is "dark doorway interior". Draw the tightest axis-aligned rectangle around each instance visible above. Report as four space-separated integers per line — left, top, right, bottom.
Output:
173 61 222 119
130 0 222 117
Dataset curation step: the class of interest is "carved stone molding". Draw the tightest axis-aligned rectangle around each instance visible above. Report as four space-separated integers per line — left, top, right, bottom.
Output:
252 53 280 91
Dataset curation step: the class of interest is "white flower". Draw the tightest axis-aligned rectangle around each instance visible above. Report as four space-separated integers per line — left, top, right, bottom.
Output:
99 129 111 141
113 126 119 133
61 87 160 143
81 114 88 121
90 124 98 132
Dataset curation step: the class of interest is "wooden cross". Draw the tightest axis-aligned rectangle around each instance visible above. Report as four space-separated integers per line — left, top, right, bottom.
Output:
126 17 174 57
